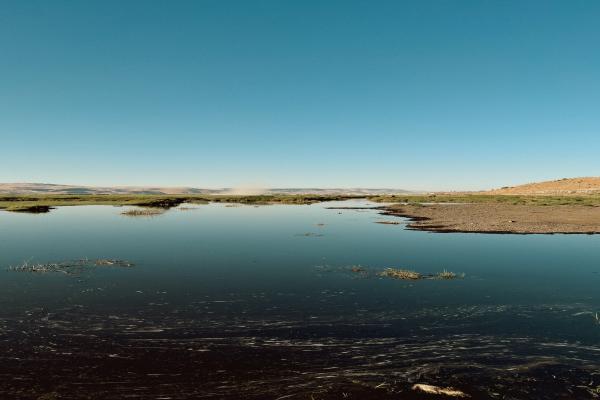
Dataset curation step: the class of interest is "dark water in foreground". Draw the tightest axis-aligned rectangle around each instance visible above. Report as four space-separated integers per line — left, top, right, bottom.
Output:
1 201 599 399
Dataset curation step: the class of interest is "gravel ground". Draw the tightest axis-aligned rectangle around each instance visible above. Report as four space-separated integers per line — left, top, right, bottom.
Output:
382 203 600 234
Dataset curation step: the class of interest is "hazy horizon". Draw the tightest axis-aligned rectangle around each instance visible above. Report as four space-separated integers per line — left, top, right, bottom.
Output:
2 1 599 190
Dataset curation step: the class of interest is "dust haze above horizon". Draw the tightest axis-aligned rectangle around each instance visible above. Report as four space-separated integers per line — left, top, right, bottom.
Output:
1 1 599 190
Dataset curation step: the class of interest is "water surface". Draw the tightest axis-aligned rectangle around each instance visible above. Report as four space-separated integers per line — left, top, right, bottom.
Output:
1 201 599 399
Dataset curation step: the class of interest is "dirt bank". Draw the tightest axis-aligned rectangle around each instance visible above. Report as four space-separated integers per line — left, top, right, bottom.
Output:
382 203 600 234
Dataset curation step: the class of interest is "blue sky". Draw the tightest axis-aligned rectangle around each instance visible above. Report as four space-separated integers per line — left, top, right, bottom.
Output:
1 0 599 190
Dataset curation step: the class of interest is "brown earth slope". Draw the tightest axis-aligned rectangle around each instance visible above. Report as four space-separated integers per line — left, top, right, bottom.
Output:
487 177 600 195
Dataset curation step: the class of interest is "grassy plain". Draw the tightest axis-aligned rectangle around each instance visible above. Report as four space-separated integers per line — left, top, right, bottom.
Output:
370 193 600 206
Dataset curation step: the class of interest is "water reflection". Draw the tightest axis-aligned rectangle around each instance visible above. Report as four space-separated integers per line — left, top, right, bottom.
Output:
0 201 599 398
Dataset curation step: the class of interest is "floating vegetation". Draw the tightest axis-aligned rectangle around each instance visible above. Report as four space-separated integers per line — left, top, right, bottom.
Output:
347 265 369 277
437 269 464 279
375 220 401 225
121 208 166 217
380 268 422 280
178 206 201 211
412 383 470 398
7 258 134 275
340 266 465 281
350 265 365 273
379 267 464 280
94 259 134 267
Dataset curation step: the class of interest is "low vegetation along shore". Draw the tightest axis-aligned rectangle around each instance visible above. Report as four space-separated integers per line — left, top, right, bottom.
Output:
2 192 600 234
0 194 362 213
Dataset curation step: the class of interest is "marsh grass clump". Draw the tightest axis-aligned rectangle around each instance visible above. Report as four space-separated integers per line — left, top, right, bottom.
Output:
379 268 422 280
377 267 464 281
121 208 166 217
436 269 460 279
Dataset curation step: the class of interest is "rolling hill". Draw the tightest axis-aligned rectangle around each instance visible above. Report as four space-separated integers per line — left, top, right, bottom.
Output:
487 177 600 195
0 183 414 196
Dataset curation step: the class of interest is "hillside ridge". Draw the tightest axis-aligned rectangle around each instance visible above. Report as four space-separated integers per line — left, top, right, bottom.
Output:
488 177 600 195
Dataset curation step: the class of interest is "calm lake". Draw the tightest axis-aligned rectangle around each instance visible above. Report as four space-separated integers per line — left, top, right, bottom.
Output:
1 200 599 399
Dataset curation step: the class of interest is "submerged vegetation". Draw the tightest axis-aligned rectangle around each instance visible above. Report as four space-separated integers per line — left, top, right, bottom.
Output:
437 269 461 279
378 267 463 280
121 208 166 217
295 232 324 237
7 258 134 274
317 265 465 281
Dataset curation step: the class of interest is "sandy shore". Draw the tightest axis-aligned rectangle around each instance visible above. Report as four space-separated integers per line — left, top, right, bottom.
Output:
382 203 600 234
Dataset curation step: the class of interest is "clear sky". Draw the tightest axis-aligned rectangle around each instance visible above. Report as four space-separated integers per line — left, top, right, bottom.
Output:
1 1 599 190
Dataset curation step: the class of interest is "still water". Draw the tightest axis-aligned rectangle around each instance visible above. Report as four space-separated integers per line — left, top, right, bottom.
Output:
1 201 599 399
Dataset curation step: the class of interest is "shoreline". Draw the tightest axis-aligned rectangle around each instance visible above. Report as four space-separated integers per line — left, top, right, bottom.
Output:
3 194 600 235
381 203 600 234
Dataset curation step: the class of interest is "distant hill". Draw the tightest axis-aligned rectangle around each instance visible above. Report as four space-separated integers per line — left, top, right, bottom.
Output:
487 177 600 195
0 183 213 195
0 183 415 196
